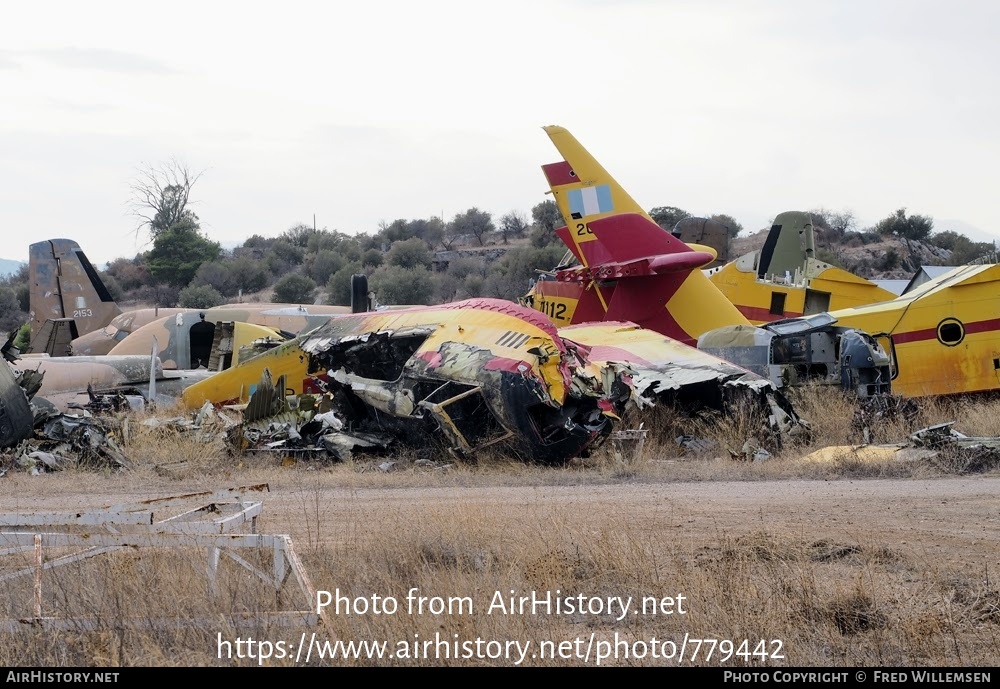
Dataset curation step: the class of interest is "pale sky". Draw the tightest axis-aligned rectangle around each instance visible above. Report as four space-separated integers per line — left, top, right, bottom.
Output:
2 0 999 264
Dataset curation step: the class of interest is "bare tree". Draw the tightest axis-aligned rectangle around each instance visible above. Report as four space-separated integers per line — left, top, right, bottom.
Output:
128 160 204 239
810 208 858 239
499 210 529 244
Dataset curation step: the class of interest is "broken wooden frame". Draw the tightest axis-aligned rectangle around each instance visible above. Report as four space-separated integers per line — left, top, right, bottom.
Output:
0 484 321 632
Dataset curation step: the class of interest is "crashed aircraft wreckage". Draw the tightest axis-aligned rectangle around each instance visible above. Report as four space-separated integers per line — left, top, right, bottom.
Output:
558 322 804 438
0 350 131 473
0 318 290 413
26 238 352 358
180 298 806 464
528 127 897 399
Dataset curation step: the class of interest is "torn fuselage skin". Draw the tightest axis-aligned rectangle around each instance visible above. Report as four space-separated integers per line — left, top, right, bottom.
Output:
560 322 810 443
0 360 34 449
298 300 625 464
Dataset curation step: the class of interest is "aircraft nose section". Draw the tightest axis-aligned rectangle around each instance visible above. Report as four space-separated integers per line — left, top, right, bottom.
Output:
492 370 616 464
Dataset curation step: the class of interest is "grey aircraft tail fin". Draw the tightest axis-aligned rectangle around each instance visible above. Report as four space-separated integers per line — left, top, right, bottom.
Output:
28 239 121 353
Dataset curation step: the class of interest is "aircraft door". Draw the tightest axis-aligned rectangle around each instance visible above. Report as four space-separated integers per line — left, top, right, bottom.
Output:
189 319 216 369
874 334 898 380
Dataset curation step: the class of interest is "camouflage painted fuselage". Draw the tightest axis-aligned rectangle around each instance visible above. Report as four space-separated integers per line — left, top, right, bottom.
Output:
87 304 351 365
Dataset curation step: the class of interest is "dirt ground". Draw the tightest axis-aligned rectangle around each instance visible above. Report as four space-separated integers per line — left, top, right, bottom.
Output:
271 477 1000 567
4 471 999 666
4 472 998 572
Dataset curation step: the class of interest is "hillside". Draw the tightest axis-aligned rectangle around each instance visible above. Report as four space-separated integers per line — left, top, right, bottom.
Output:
731 228 959 281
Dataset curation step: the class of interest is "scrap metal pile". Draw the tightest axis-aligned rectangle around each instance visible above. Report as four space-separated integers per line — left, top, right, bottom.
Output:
180 300 809 464
3 300 813 468
0 359 130 474
230 370 392 461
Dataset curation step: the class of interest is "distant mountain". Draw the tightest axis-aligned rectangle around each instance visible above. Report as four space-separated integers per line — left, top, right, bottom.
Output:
0 259 25 277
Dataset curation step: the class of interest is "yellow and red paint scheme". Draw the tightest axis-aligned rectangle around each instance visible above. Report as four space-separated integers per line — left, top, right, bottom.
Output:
828 264 1000 397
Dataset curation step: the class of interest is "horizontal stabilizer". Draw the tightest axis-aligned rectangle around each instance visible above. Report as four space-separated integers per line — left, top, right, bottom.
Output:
647 252 717 274
585 213 712 265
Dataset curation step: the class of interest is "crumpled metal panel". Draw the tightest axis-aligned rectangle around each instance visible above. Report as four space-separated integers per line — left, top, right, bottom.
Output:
0 362 33 449
244 370 287 423
560 321 809 439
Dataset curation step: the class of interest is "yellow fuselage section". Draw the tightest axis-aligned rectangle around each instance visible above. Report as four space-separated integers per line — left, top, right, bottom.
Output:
829 264 1000 397
708 258 898 325
182 304 571 409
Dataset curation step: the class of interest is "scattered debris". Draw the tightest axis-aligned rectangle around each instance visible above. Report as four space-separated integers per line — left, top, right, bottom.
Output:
909 422 1000 450
228 370 394 462
0 355 133 473
801 421 1000 474
676 435 718 456
852 395 920 444
730 440 771 462
910 422 1000 473
79 386 145 414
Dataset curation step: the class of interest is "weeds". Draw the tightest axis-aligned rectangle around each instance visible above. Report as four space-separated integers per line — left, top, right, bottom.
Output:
4 395 1000 665
3 488 999 666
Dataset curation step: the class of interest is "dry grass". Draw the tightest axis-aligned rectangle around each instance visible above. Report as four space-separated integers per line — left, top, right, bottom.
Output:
2 503 998 666
122 412 236 480
4 393 1000 665
16 388 1000 490
5 391 1000 504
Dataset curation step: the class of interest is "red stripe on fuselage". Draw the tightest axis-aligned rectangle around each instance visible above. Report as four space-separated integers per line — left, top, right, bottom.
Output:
965 317 1000 335
893 317 1000 344
891 327 938 345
